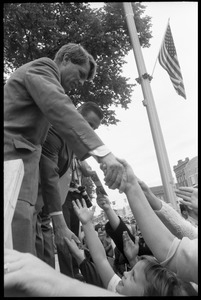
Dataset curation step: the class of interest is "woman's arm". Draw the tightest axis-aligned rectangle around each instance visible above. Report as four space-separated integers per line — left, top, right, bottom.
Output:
117 158 175 263
96 194 120 229
138 180 197 239
122 231 139 268
137 180 162 210
72 199 115 289
64 238 104 287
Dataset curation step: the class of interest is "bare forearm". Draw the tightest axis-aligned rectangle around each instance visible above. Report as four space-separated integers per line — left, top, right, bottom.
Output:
125 184 175 262
52 214 68 231
83 222 107 263
51 215 73 243
145 192 162 210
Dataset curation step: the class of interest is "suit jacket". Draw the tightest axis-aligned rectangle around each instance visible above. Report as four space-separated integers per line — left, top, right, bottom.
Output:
4 57 103 205
39 126 73 213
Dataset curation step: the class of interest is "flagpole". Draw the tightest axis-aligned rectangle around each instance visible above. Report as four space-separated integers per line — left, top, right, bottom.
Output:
151 18 170 77
123 3 178 211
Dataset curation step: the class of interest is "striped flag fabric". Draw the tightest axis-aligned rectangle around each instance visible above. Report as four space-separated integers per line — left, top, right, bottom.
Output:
158 23 186 99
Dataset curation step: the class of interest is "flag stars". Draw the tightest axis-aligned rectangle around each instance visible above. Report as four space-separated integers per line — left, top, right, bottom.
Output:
165 25 176 57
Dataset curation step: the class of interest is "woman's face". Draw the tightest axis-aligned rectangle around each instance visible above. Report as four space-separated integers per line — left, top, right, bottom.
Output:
116 260 147 296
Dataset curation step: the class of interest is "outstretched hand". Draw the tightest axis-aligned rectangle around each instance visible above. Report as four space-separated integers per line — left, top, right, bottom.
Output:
64 237 85 265
175 187 198 214
123 231 139 267
96 193 111 211
72 198 96 225
4 248 63 297
53 221 80 255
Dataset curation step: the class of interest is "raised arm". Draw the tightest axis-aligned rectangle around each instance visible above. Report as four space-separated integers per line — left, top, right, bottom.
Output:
137 180 162 210
119 158 198 284
116 158 175 263
72 199 115 288
97 191 152 258
122 231 139 268
96 193 120 230
64 237 104 287
138 180 197 239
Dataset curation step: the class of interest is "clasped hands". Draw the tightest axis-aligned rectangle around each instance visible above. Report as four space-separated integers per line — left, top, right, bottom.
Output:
98 154 127 193
99 154 137 194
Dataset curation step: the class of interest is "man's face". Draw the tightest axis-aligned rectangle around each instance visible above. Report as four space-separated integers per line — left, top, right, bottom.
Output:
59 58 90 93
84 111 101 130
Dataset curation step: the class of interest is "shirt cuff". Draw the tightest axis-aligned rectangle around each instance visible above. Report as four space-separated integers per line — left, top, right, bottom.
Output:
49 211 63 216
89 145 111 161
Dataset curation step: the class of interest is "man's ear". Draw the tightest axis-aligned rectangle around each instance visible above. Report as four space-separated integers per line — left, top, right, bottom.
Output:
63 53 70 65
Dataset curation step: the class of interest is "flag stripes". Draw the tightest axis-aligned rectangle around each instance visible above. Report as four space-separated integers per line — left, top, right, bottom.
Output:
158 23 186 99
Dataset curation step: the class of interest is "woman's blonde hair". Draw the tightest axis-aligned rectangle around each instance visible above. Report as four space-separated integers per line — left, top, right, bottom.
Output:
139 255 197 296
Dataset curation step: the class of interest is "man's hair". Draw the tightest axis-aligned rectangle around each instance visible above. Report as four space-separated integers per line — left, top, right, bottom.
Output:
78 101 104 121
54 43 97 80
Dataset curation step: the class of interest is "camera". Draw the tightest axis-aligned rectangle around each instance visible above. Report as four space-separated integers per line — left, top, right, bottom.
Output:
78 186 92 208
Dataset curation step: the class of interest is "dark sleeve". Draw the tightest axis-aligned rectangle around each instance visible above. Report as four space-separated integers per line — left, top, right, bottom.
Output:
105 216 152 257
39 127 66 213
79 258 104 288
105 216 135 257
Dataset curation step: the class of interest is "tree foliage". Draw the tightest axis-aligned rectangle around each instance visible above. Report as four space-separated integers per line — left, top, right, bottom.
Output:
4 2 152 125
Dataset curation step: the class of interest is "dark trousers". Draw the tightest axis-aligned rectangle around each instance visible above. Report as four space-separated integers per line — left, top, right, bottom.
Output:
35 210 55 268
57 191 81 277
12 200 37 255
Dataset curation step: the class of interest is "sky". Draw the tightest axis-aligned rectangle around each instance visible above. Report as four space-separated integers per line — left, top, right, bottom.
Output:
87 2 198 212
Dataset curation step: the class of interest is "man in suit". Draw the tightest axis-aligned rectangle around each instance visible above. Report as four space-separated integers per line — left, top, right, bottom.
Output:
4 43 126 255
36 102 103 274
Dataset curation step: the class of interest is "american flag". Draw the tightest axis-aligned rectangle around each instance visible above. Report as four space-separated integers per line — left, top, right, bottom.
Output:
158 23 186 99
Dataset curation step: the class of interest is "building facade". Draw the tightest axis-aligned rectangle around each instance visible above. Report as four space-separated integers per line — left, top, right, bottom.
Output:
173 156 198 188
173 157 190 188
184 156 198 187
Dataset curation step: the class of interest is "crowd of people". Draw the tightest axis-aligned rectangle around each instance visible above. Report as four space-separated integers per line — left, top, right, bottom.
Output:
4 42 198 296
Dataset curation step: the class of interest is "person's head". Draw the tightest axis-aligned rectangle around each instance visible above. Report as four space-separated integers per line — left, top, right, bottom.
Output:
54 43 97 92
78 101 104 130
180 203 189 219
98 229 106 242
116 255 197 296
